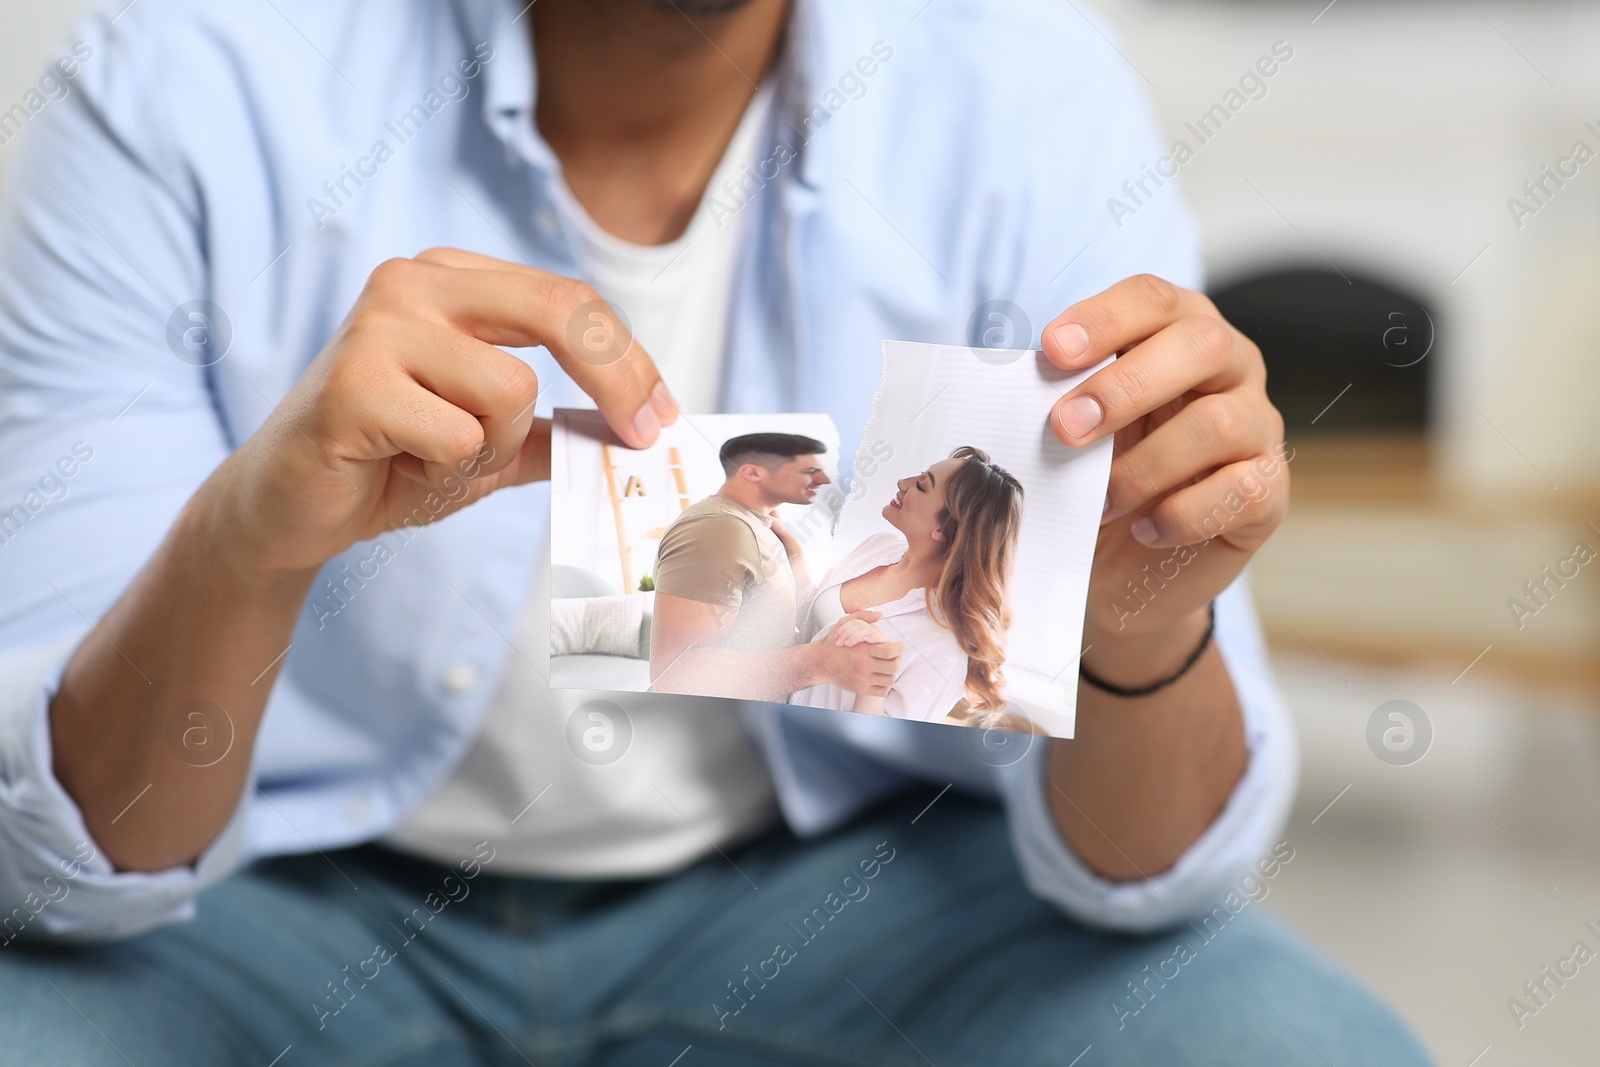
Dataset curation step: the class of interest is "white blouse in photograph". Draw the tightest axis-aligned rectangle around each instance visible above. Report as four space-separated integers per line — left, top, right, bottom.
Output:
790 532 971 723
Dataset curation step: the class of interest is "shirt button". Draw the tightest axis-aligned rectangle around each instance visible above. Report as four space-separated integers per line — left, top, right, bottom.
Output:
443 663 478 694
344 795 370 823
534 206 559 236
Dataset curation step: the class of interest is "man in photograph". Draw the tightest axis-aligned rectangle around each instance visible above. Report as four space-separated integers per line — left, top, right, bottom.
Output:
649 432 900 700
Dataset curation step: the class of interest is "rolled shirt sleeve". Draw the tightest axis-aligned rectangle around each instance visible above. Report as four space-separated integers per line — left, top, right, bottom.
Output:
754 570 1298 935
0 632 252 944
992 570 1299 934
0 5 254 941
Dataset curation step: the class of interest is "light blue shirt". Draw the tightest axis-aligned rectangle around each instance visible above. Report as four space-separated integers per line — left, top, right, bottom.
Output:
0 0 1297 942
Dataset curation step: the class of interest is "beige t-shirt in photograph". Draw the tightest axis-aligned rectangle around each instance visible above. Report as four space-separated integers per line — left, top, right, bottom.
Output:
653 495 797 653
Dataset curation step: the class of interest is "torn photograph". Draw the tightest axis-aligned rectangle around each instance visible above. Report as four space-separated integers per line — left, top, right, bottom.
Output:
550 340 1113 739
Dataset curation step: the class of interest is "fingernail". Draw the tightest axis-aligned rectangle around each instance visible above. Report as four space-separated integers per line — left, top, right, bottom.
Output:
1051 323 1090 361
1131 517 1159 545
650 381 679 424
633 398 661 443
1057 395 1102 439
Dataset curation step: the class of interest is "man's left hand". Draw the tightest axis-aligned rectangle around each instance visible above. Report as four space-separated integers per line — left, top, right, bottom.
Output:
1042 274 1292 661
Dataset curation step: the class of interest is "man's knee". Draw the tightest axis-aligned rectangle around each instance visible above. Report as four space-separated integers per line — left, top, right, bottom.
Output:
1100 910 1435 1065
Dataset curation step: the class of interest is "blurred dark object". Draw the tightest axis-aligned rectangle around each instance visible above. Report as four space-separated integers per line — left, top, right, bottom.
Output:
1210 266 1434 434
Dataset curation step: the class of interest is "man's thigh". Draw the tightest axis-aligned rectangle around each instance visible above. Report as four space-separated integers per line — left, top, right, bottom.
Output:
0 851 495 1067
590 788 1434 1067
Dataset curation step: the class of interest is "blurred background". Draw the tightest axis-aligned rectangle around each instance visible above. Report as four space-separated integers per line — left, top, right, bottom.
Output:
1082 2 1600 1064
3 0 1597 1062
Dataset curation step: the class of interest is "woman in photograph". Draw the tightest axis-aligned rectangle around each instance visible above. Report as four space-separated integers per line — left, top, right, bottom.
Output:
790 446 1024 726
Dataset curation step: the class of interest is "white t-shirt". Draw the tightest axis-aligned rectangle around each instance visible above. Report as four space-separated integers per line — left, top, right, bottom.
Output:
383 83 781 877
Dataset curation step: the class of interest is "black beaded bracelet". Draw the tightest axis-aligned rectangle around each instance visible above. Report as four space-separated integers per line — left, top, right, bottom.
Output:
1080 601 1216 698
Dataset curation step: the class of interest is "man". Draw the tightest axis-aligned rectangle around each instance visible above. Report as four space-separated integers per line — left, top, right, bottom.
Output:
0 0 1432 1063
649 432 895 700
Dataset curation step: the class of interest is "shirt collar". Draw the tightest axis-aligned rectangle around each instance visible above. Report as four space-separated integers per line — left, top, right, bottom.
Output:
872 588 929 619
457 0 556 174
455 0 826 191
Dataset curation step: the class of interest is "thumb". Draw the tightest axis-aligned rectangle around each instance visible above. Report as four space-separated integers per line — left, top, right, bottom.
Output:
503 417 554 487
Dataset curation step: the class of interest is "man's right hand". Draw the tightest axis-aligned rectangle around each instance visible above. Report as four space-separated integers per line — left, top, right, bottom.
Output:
50 248 678 872
205 247 678 577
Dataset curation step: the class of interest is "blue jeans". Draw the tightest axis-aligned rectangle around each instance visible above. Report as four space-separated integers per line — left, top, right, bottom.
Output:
0 789 1432 1065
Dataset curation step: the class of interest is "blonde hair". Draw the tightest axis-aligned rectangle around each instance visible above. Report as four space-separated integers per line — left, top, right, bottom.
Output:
927 446 1023 720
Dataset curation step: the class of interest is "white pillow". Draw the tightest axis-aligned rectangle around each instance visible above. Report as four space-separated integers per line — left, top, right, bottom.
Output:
550 595 646 658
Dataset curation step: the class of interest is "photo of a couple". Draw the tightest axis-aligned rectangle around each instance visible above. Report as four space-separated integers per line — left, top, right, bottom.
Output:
547 411 1031 731
649 432 1024 726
